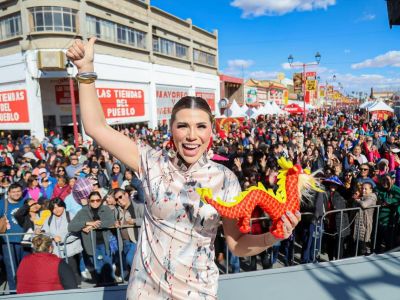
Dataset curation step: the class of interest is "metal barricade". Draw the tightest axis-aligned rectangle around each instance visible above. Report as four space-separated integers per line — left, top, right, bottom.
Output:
316 205 381 261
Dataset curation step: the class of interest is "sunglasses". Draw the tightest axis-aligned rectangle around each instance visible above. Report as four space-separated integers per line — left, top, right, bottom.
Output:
115 195 124 201
361 168 369 171
42 179 49 182
90 198 102 203
58 169 65 172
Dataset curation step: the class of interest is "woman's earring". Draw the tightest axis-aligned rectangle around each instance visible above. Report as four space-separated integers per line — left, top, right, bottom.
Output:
168 138 177 158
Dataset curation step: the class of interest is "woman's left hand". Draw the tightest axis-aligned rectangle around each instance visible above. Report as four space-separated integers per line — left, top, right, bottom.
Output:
280 211 301 239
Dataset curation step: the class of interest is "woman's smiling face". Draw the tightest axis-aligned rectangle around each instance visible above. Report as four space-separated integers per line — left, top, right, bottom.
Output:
171 108 212 166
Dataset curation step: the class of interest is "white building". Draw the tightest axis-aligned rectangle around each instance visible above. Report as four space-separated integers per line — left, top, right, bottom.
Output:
0 0 219 140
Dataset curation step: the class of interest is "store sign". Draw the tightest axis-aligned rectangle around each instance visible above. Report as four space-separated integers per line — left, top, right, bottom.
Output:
306 80 317 91
305 72 316 80
96 88 145 119
55 83 79 105
0 89 29 123
195 88 216 113
156 85 189 120
293 73 303 93
246 88 257 104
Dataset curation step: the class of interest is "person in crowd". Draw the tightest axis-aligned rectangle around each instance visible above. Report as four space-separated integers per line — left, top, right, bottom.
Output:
68 191 115 286
120 169 134 190
41 198 83 284
352 182 377 255
64 177 93 216
88 161 109 188
0 183 27 291
113 188 143 278
356 163 376 188
51 176 71 201
40 176 54 200
23 175 45 202
66 153 83 179
16 234 77 293
323 176 351 260
376 174 400 253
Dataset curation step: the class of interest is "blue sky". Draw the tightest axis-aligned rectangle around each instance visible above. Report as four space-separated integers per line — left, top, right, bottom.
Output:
152 0 400 93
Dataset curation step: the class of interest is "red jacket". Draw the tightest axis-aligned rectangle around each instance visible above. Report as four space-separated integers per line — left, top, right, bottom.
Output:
17 252 63 294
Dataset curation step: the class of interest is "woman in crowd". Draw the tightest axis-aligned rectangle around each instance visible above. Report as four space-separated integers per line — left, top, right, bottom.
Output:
41 198 83 284
68 191 115 286
16 234 77 293
66 37 300 299
51 176 71 201
23 175 45 202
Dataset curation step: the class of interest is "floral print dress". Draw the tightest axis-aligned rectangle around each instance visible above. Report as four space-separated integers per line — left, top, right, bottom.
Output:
126 142 241 300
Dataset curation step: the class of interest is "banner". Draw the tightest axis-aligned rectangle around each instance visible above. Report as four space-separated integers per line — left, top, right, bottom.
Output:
156 85 189 120
327 85 334 95
245 88 257 104
305 72 316 80
306 80 317 91
283 90 289 105
215 117 245 133
319 86 325 98
195 88 216 113
55 82 79 105
293 73 303 93
96 88 145 119
0 89 29 123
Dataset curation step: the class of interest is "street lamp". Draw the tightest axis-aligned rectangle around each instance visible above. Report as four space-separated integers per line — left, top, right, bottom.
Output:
65 59 79 148
287 52 321 125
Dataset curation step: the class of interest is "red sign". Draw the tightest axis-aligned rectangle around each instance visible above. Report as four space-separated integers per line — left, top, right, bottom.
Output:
0 89 29 123
284 103 304 114
195 88 216 113
215 117 245 133
305 72 316 80
55 83 79 105
96 88 145 119
156 85 189 120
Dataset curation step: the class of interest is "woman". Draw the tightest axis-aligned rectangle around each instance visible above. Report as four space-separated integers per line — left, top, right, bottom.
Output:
51 176 71 201
120 169 134 190
42 198 83 284
23 175 45 202
68 191 115 285
16 234 77 293
88 161 108 188
67 38 300 299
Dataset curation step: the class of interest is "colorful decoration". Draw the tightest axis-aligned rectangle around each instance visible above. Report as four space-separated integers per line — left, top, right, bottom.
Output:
197 157 323 239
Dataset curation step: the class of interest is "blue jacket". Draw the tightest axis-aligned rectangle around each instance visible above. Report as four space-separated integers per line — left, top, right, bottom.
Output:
0 197 24 243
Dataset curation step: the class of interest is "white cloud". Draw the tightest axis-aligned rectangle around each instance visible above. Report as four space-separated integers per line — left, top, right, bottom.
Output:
356 12 376 22
231 0 336 17
227 59 254 69
223 59 254 77
324 73 400 92
351 51 400 69
248 70 279 79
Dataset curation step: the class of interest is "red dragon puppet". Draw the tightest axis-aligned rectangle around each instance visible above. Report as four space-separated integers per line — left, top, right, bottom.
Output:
197 157 323 239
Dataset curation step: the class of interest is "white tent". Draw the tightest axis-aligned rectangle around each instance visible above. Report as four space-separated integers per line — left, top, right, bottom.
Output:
270 101 285 114
222 99 246 118
360 101 376 109
368 101 394 113
240 103 249 114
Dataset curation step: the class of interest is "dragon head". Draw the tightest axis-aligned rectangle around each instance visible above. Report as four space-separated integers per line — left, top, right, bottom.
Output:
278 157 324 201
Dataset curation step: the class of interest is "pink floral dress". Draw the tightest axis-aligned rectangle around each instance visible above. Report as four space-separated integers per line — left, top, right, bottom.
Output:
126 142 241 299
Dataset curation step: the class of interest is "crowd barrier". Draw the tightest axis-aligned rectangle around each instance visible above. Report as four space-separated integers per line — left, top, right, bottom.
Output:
0 205 393 294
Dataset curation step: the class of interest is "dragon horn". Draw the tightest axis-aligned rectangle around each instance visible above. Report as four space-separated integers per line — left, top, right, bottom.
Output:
196 188 213 204
278 157 293 170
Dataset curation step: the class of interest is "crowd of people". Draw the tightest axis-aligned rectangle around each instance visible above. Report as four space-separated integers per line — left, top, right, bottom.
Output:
1 105 400 293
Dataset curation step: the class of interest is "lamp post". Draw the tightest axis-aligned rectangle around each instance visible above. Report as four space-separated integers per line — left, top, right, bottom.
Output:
288 52 321 124
65 59 79 148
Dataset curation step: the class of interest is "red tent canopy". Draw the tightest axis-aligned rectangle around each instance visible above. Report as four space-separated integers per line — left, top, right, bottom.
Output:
284 103 304 114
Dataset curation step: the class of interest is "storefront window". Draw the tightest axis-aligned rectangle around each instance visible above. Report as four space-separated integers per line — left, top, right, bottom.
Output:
86 15 147 50
0 14 22 40
30 6 77 32
153 36 188 59
193 49 216 66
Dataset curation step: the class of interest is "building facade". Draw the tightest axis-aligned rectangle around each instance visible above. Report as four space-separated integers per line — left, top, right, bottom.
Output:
0 0 219 140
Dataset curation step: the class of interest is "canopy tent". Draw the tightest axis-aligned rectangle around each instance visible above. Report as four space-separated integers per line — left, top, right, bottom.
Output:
221 99 246 118
360 101 376 109
240 103 249 114
368 101 394 113
245 107 259 118
284 103 304 114
270 101 287 115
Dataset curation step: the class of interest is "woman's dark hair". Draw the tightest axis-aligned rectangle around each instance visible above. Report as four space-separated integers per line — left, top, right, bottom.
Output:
49 197 66 212
88 191 102 201
27 175 38 188
170 96 213 127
